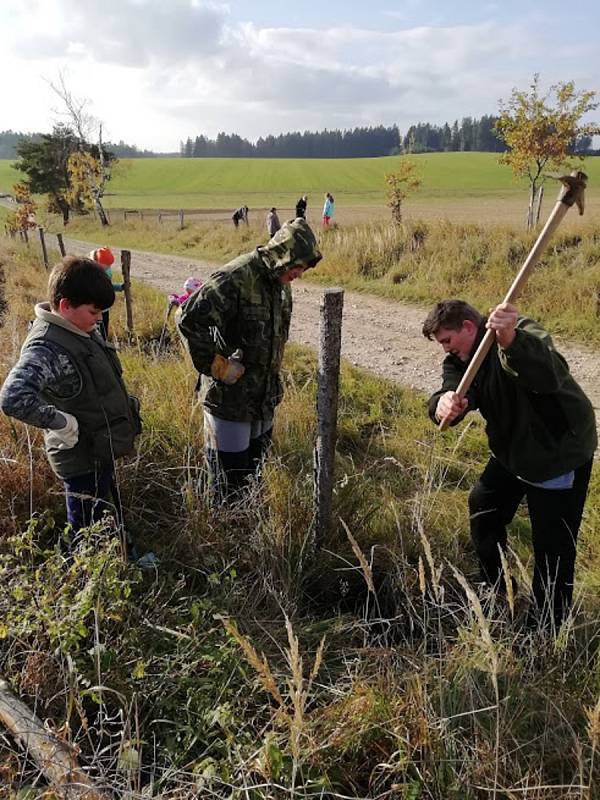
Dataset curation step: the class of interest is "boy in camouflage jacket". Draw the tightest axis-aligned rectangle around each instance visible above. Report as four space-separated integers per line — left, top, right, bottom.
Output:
177 217 322 503
0 256 142 539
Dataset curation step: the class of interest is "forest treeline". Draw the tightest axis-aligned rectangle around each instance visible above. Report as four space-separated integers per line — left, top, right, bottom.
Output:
179 119 505 158
0 131 164 160
2 115 596 161
179 115 595 157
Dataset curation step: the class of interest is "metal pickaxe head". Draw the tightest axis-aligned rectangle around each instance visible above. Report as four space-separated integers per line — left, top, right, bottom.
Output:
545 170 587 215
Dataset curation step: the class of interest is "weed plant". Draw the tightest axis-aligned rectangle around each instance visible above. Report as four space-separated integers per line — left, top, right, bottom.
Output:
0 238 599 798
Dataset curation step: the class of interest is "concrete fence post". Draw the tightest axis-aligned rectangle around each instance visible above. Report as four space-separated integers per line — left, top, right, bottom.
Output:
313 288 345 545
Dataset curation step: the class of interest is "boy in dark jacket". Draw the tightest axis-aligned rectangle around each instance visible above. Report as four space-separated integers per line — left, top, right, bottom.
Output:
0 256 142 540
423 299 597 630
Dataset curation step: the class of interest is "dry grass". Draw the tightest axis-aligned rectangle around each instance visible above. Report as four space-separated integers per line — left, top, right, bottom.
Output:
0 237 599 798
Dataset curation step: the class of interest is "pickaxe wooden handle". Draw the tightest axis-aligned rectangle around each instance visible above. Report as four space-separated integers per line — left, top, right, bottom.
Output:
439 170 586 431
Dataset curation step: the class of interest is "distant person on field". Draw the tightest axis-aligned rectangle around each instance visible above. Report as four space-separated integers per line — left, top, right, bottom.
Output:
177 218 322 505
423 299 596 632
322 192 334 227
266 207 281 238
232 205 249 228
295 195 307 219
89 247 123 338
0 256 143 546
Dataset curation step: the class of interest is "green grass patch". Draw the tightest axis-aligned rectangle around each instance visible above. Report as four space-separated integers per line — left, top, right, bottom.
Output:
3 152 600 211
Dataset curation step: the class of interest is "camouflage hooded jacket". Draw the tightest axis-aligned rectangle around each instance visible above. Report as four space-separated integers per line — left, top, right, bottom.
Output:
177 218 322 422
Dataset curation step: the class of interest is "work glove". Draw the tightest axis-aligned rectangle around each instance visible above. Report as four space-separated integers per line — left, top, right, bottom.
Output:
44 412 79 450
210 349 245 385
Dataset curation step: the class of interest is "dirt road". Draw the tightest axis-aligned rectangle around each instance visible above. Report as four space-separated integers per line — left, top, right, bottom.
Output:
63 236 599 414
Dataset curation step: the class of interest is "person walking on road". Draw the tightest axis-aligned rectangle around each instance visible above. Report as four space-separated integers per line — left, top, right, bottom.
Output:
295 195 307 219
266 207 281 237
322 192 334 227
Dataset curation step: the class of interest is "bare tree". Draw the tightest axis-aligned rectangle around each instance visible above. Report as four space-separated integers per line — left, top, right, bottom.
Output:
50 74 113 226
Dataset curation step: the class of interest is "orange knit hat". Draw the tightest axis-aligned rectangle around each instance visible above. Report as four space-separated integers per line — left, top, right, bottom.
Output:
90 246 115 267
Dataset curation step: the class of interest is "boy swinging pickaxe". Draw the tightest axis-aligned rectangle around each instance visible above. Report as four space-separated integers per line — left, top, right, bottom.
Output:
438 171 586 430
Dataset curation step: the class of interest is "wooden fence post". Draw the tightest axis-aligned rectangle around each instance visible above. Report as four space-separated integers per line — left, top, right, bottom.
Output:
38 227 49 270
56 233 66 256
121 250 134 335
313 288 344 545
179 209 184 229
123 210 127 222
0 677 109 800
158 213 162 224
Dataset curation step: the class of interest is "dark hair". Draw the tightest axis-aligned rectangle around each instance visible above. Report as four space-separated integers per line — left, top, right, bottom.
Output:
48 256 115 311
422 299 483 340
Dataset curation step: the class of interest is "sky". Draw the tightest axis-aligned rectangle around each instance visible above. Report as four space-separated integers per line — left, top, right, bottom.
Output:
2 0 599 152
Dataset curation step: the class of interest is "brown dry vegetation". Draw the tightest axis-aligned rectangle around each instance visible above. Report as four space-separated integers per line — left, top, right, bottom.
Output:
0 236 599 799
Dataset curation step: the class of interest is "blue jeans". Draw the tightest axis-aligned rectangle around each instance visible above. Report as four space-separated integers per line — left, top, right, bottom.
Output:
63 468 114 533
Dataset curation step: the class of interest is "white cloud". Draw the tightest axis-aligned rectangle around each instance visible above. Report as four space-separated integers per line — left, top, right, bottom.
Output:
1 0 598 151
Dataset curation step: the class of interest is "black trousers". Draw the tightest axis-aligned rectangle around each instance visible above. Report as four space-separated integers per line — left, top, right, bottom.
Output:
468 456 593 627
206 429 273 505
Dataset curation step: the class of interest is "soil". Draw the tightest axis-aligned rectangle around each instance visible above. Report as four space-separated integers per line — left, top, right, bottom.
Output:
63 236 600 420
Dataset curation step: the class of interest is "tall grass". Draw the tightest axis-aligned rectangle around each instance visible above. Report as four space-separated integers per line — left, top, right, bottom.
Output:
0 238 599 798
42 208 600 344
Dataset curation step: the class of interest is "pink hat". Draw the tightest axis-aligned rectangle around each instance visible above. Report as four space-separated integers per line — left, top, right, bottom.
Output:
183 276 202 293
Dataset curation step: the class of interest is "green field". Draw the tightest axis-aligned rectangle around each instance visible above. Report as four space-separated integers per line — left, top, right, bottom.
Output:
3 152 599 226
2 152 599 207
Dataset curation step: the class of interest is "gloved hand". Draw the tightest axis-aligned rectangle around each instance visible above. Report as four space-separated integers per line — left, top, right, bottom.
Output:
45 412 79 450
113 283 124 292
210 349 245 385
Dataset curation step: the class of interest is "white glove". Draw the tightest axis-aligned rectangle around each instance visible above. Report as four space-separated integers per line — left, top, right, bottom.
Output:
45 412 79 450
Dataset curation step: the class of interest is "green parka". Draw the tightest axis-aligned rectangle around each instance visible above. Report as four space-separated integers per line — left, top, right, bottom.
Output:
428 317 597 482
177 218 322 422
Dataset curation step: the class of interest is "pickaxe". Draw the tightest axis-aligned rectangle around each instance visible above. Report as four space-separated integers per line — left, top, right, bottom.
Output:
439 170 586 431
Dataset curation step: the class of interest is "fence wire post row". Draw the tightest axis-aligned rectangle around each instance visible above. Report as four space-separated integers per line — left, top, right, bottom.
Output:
313 288 344 546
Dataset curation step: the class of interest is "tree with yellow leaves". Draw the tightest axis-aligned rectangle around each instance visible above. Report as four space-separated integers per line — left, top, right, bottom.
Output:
496 75 599 230
384 159 422 224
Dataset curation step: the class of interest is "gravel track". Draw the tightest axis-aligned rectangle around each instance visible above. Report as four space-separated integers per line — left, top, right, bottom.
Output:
61 236 600 422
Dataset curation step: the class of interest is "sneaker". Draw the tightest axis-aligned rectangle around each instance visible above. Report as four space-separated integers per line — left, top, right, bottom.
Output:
134 551 159 570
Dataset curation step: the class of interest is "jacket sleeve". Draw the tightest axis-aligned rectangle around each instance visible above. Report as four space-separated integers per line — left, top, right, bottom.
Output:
0 342 80 429
427 356 478 425
497 318 571 394
176 271 239 375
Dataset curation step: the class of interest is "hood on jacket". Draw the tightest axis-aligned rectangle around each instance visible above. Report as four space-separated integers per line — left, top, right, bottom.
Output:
258 218 322 277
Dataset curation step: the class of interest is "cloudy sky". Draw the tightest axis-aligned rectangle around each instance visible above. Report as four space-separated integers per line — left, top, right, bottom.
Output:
2 0 598 152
